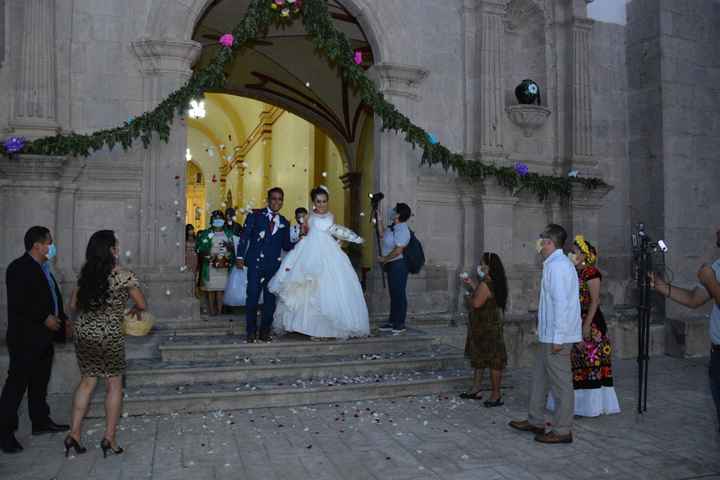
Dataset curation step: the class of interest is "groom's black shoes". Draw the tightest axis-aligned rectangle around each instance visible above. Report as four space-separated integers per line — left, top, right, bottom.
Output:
245 332 258 343
259 328 272 343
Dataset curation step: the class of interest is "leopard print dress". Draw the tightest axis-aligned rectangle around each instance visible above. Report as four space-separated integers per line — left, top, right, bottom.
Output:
74 269 139 377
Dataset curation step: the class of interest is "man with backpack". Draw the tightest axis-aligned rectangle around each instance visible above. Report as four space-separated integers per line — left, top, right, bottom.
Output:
378 203 424 334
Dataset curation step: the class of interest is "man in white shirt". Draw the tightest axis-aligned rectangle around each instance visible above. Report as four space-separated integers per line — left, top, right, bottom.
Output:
510 224 581 444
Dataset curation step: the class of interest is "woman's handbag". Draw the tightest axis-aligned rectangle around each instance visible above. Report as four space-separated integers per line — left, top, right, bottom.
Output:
122 310 155 336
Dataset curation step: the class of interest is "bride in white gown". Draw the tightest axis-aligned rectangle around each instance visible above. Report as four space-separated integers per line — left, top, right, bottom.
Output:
268 186 370 339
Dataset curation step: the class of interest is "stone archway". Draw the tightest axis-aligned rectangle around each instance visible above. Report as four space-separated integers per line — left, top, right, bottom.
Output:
131 0 431 319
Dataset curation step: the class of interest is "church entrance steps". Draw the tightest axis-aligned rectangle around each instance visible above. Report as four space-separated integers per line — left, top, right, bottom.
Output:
89 370 471 417
125 346 466 387
85 330 473 416
159 332 438 362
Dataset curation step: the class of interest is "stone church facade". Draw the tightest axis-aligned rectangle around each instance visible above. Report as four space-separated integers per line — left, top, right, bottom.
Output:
0 0 718 356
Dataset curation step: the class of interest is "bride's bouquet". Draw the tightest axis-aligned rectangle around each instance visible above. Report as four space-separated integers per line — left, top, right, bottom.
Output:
328 224 364 244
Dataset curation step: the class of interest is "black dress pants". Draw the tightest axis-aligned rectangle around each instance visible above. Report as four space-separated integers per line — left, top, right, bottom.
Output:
0 345 54 434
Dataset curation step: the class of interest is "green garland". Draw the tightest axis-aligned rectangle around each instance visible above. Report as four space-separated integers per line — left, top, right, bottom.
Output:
1 0 607 201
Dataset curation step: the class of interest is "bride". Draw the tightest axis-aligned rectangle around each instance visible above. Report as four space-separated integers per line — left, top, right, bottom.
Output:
268 186 370 339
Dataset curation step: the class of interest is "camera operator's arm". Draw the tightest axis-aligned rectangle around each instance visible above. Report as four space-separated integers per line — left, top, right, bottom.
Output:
698 264 720 306
650 272 710 309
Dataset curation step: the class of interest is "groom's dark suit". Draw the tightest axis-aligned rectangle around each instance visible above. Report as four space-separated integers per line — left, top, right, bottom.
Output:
238 208 294 338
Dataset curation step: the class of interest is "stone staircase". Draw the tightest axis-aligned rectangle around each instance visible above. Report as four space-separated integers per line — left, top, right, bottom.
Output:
88 320 471 417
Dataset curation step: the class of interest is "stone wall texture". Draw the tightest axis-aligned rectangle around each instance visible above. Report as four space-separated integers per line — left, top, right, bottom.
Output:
0 0 718 355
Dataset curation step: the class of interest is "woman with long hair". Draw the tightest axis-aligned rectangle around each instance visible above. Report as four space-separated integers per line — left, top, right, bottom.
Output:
64 230 146 458
461 252 509 407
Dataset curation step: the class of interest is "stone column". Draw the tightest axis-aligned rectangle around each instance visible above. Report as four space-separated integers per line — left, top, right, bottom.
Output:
368 63 428 211
366 63 427 297
569 17 594 171
131 39 201 320
8 0 60 137
477 0 507 160
569 184 613 246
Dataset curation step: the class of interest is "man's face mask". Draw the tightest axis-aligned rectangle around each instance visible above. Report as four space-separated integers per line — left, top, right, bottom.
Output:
535 238 544 254
212 219 225 228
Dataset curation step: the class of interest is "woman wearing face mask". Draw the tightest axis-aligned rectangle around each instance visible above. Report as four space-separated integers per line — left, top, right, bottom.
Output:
66 230 147 457
196 211 237 316
561 235 620 417
460 252 509 407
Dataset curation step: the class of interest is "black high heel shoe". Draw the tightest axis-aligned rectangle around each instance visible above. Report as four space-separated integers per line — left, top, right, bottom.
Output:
100 438 124 458
64 435 87 457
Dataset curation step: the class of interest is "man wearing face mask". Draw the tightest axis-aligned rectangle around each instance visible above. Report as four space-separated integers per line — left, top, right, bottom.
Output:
509 224 581 444
377 203 413 334
0 226 69 453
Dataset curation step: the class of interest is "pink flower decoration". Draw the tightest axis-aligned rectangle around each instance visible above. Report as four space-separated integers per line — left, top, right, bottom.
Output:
219 34 234 48
354 50 363 65
274 0 285 4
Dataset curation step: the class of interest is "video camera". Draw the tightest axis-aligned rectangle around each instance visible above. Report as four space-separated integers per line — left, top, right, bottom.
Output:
369 192 384 210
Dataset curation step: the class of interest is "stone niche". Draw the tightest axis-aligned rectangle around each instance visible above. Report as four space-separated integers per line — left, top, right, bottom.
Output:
503 0 554 171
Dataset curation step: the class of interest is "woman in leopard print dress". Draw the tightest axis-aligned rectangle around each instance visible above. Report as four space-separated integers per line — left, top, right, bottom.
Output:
65 230 147 457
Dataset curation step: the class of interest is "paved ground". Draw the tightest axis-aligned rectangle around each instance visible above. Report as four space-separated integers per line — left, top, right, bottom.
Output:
1 355 718 480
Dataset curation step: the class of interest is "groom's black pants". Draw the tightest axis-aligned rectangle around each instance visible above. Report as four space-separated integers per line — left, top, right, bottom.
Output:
246 267 277 337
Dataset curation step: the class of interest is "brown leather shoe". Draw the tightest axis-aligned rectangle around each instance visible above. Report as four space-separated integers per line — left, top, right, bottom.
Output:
534 431 573 444
508 420 544 434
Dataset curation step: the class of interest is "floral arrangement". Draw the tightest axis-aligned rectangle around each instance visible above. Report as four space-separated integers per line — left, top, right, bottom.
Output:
0 0 607 201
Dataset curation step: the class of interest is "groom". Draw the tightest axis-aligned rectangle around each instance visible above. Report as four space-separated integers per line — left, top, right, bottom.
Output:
236 187 294 342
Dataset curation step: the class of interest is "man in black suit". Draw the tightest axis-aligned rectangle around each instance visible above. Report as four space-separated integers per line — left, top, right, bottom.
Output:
0 226 69 454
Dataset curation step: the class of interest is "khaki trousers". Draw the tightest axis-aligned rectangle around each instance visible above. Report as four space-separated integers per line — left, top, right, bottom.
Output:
527 342 574 435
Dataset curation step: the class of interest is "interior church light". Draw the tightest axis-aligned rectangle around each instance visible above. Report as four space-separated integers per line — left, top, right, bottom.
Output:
185 148 192 162
189 99 206 119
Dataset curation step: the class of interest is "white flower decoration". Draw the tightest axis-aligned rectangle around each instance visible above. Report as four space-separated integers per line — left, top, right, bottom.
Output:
259 231 266 239
528 83 538 94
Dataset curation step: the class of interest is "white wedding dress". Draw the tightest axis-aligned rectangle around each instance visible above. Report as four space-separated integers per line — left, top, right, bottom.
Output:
268 212 370 339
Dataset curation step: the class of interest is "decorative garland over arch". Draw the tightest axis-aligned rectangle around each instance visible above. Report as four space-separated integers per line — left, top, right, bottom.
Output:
1 0 607 200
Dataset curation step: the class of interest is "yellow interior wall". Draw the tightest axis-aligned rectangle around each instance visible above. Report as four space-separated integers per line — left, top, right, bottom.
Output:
241 136 266 212
187 128 222 224
270 112 314 219
313 128 346 227
187 96 349 228
357 115 375 270
185 161 206 231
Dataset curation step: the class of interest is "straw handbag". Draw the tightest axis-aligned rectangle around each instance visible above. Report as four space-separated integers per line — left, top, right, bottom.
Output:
122 310 155 336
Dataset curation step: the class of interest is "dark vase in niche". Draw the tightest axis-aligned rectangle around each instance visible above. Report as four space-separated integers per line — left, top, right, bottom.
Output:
515 79 541 105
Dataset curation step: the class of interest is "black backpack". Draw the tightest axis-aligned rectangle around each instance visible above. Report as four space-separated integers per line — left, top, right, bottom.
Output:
404 230 425 274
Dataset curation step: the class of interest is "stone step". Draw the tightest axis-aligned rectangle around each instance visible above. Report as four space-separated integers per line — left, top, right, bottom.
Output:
89 369 472 417
126 350 465 387
159 332 436 362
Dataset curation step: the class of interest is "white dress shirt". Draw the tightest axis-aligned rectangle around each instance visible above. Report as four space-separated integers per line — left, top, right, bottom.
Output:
538 249 582 344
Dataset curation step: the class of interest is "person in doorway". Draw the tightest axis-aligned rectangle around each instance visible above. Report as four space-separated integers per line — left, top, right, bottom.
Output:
225 208 243 237
0 227 69 454
650 226 720 432
236 188 294 342
377 203 412 334
290 207 308 244
66 230 147 458
196 211 237 316
460 253 509 407
509 224 581 444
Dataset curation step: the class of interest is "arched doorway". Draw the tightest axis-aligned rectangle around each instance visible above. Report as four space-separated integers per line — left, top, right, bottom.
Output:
187 0 378 274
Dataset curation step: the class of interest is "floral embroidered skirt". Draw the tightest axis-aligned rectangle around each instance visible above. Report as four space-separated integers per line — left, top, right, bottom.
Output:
571 309 614 389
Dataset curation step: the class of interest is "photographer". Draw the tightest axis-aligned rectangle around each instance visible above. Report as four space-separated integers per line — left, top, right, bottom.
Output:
376 203 412 334
649 228 720 431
